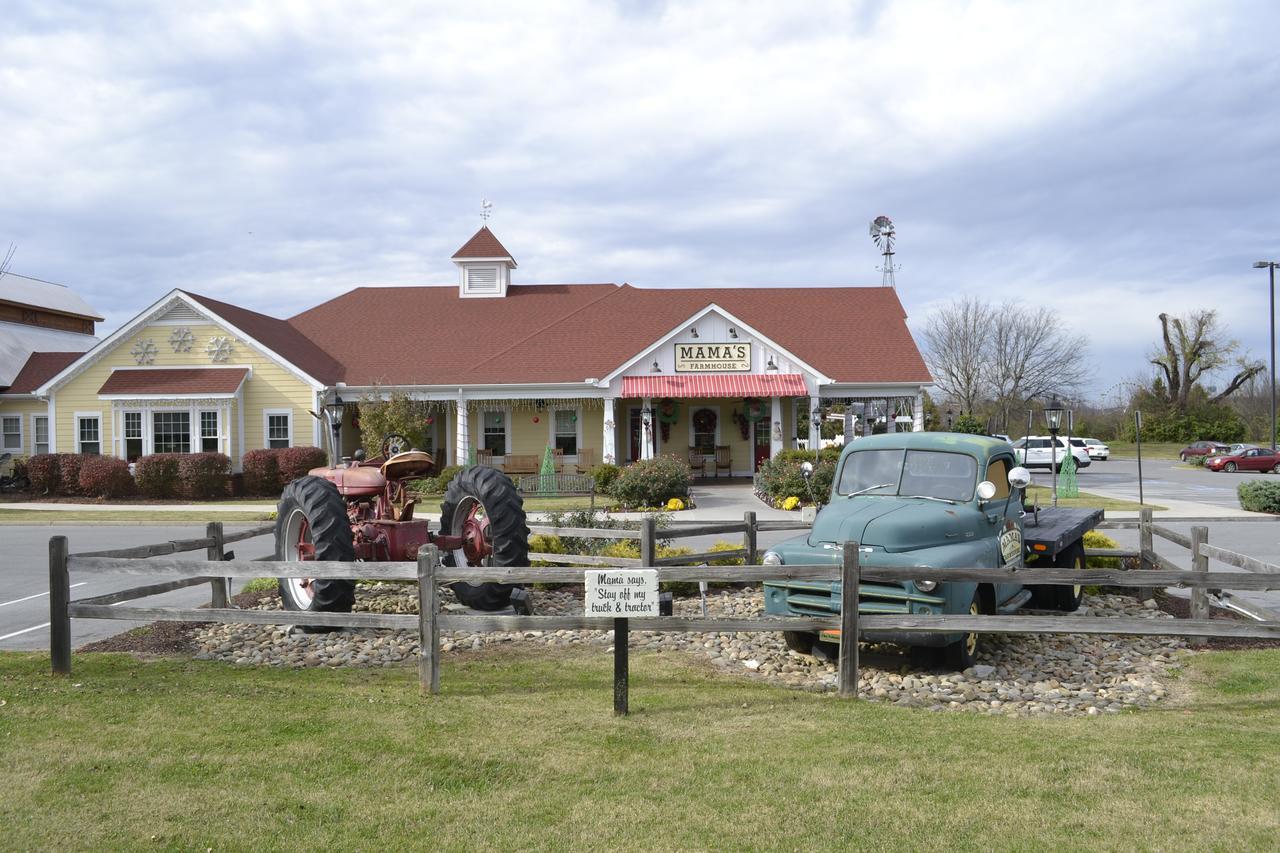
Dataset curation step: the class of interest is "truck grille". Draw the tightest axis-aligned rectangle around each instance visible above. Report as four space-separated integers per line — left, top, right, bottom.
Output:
765 580 945 616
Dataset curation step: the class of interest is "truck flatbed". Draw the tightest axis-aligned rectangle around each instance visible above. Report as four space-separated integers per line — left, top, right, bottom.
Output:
1022 506 1104 561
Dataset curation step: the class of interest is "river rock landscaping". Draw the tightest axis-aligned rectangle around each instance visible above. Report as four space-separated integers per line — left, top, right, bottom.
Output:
191 586 1187 717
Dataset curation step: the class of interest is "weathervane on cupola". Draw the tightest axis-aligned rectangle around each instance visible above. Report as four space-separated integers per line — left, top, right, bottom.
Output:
480 198 493 224
869 214 899 288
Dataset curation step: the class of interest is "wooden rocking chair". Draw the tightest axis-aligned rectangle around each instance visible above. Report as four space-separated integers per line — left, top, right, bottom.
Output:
714 445 732 478
688 447 707 477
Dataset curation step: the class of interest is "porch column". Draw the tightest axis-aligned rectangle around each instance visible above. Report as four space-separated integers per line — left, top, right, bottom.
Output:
808 397 821 453
444 403 455 466
913 392 924 432
602 397 617 464
770 396 783 459
640 397 654 460
455 396 470 466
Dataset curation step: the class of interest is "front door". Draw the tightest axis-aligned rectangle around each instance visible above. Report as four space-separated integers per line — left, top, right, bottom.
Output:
753 419 770 471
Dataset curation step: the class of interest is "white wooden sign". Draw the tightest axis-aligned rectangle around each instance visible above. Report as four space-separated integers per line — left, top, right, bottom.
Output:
585 569 659 617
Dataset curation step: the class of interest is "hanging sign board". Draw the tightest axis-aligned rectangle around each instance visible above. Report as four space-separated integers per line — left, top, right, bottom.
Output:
585 570 660 617
674 343 751 372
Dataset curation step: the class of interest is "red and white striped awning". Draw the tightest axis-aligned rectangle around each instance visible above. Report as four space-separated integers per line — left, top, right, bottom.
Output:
620 373 808 398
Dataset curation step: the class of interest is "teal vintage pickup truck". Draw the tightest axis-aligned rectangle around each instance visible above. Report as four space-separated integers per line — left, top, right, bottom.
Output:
762 432 1101 668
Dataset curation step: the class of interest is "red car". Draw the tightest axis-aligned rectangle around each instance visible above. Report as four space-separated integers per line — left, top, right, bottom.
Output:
1179 441 1229 461
1205 447 1280 473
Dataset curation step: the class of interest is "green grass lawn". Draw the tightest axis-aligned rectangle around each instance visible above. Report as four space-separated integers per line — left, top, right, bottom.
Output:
1025 485 1165 512
1 647 1278 849
1105 441 1188 461
0 509 275 523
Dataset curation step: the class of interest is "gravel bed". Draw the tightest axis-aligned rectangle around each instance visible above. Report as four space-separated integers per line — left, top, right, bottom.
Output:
192 586 1186 716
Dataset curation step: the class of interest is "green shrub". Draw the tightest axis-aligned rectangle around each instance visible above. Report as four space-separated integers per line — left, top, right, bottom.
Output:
608 455 691 508
1083 530 1121 569
951 414 986 434
77 456 135 499
1238 480 1280 514
755 453 836 505
588 463 621 493
241 577 280 594
707 540 745 565
1188 454 1207 467
134 454 182 499
528 534 570 572
431 465 465 493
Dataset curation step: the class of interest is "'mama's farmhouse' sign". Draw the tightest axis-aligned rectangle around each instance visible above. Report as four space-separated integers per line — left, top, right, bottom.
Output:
674 342 751 372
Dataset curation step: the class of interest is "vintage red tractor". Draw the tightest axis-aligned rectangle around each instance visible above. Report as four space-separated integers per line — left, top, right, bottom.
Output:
273 433 529 616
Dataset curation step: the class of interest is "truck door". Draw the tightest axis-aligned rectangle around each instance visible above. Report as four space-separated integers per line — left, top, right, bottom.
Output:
983 455 1024 605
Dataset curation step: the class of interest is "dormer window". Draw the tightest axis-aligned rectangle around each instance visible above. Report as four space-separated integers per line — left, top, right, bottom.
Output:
452 226 517 298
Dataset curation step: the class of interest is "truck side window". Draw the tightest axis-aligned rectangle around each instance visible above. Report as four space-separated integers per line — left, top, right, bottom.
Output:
984 458 1011 500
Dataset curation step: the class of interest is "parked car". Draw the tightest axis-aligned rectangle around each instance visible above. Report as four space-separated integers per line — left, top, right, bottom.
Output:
1078 437 1110 460
991 433 1012 443
1011 436 1091 471
1205 447 1280 473
1179 441 1229 462
1225 443 1258 455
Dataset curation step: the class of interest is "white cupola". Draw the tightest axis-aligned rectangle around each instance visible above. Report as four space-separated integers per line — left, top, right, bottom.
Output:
451 226 517 298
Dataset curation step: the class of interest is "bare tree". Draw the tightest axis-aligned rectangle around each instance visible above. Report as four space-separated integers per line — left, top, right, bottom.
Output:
0 243 14 280
921 296 991 414
987 303 1089 429
1150 310 1263 410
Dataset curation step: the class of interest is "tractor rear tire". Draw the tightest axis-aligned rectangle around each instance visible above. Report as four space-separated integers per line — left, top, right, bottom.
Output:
440 466 530 611
275 476 356 627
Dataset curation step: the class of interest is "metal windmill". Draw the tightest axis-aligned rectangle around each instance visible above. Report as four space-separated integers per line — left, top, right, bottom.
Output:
869 215 899 287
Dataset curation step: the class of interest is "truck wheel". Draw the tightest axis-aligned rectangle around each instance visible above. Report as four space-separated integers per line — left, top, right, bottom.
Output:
944 596 983 670
275 476 356 624
1049 542 1086 612
783 631 816 654
441 466 530 611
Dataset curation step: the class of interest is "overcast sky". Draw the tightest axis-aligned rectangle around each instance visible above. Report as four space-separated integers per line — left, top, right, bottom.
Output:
3 0 1278 401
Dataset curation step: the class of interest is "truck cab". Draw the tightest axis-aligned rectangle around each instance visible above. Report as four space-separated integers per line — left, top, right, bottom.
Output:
762 432 1086 668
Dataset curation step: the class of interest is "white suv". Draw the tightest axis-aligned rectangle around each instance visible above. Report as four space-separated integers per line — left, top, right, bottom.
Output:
1012 436 1092 471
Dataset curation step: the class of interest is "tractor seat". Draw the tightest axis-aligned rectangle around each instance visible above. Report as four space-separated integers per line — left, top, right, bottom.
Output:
381 449 435 480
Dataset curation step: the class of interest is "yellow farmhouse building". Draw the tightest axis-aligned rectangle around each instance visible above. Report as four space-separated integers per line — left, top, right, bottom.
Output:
2 227 932 476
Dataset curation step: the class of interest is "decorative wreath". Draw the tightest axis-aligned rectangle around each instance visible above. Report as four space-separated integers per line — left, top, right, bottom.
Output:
692 408 717 434
743 397 767 422
657 398 680 424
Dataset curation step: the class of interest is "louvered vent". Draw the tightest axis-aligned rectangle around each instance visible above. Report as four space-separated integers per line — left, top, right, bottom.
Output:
156 303 205 323
465 266 499 293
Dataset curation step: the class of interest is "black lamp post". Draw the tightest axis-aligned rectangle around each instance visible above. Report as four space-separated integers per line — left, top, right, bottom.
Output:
1043 395 1064 507
325 394 345 464
811 405 823 448
946 408 953 430
1255 260 1278 452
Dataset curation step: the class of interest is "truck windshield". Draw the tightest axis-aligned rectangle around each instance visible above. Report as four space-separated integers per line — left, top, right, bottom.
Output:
836 449 978 502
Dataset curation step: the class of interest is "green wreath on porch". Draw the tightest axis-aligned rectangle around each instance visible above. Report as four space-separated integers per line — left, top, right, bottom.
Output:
743 397 767 422
657 398 680 424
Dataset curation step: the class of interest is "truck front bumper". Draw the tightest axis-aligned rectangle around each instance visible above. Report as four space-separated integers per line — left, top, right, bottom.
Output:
764 579 953 646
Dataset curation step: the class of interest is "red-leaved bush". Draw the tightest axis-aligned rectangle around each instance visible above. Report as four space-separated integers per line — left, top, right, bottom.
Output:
57 453 86 496
241 449 281 496
277 446 328 484
26 454 60 495
77 456 136 499
134 454 183 499
177 452 231 499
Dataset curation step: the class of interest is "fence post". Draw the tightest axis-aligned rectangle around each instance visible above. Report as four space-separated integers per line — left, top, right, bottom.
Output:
1137 507 1154 600
1189 525 1209 647
617 516 655 716
206 521 229 609
838 541 860 699
417 545 440 694
743 510 757 565
49 535 71 676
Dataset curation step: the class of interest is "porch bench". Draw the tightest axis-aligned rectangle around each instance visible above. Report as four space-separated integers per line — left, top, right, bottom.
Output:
516 473 597 510
502 454 541 476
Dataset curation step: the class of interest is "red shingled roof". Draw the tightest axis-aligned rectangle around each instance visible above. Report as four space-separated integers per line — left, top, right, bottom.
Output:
2 352 81 393
99 368 249 395
451 226 516 262
181 291 343 383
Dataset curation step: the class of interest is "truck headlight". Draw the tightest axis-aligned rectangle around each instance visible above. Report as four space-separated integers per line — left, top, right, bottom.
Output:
762 551 783 566
914 579 938 592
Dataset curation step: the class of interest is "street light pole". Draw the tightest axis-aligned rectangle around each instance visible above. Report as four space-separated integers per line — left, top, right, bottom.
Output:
1256 261 1279 452
1044 396 1064 508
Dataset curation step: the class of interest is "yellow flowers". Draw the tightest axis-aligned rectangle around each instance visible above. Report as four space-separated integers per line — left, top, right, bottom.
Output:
774 496 801 510
665 497 686 511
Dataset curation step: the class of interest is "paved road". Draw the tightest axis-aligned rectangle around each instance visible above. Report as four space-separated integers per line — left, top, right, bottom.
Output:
1065 455 1274 509
0 524 274 652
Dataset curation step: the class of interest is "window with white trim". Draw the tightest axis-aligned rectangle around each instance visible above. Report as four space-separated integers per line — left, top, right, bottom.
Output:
153 411 191 453
553 409 578 456
1 416 20 451
482 410 506 455
200 410 220 452
77 415 101 455
265 410 292 449
33 416 49 456
124 412 143 462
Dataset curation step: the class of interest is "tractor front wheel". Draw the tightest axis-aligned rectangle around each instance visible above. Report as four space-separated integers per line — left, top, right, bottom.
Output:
440 466 530 611
275 476 356 624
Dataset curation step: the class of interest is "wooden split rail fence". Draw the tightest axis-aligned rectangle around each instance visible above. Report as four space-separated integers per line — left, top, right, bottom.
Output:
48 510 1280 714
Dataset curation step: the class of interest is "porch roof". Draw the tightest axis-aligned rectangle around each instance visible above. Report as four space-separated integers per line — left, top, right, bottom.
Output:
621 373 807 398
99 367 249 397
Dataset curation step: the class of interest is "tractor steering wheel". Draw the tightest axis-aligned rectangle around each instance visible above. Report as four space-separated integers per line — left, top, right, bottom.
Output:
380 433 411 459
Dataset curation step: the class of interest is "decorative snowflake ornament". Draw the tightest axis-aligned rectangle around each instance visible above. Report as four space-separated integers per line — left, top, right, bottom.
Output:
169 327 195 352
130 339 158 365
206 336 235 363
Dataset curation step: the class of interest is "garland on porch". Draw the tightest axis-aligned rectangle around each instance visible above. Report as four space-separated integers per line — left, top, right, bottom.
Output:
731 409 750 440
658 398 679 442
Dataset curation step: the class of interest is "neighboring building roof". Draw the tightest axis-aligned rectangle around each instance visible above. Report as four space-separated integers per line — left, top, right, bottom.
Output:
2 351 81 394
180 291 345 384
0 322 98 388
0 271 104 320
98 367 250 396
288 283 930 386
451 226 516 262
